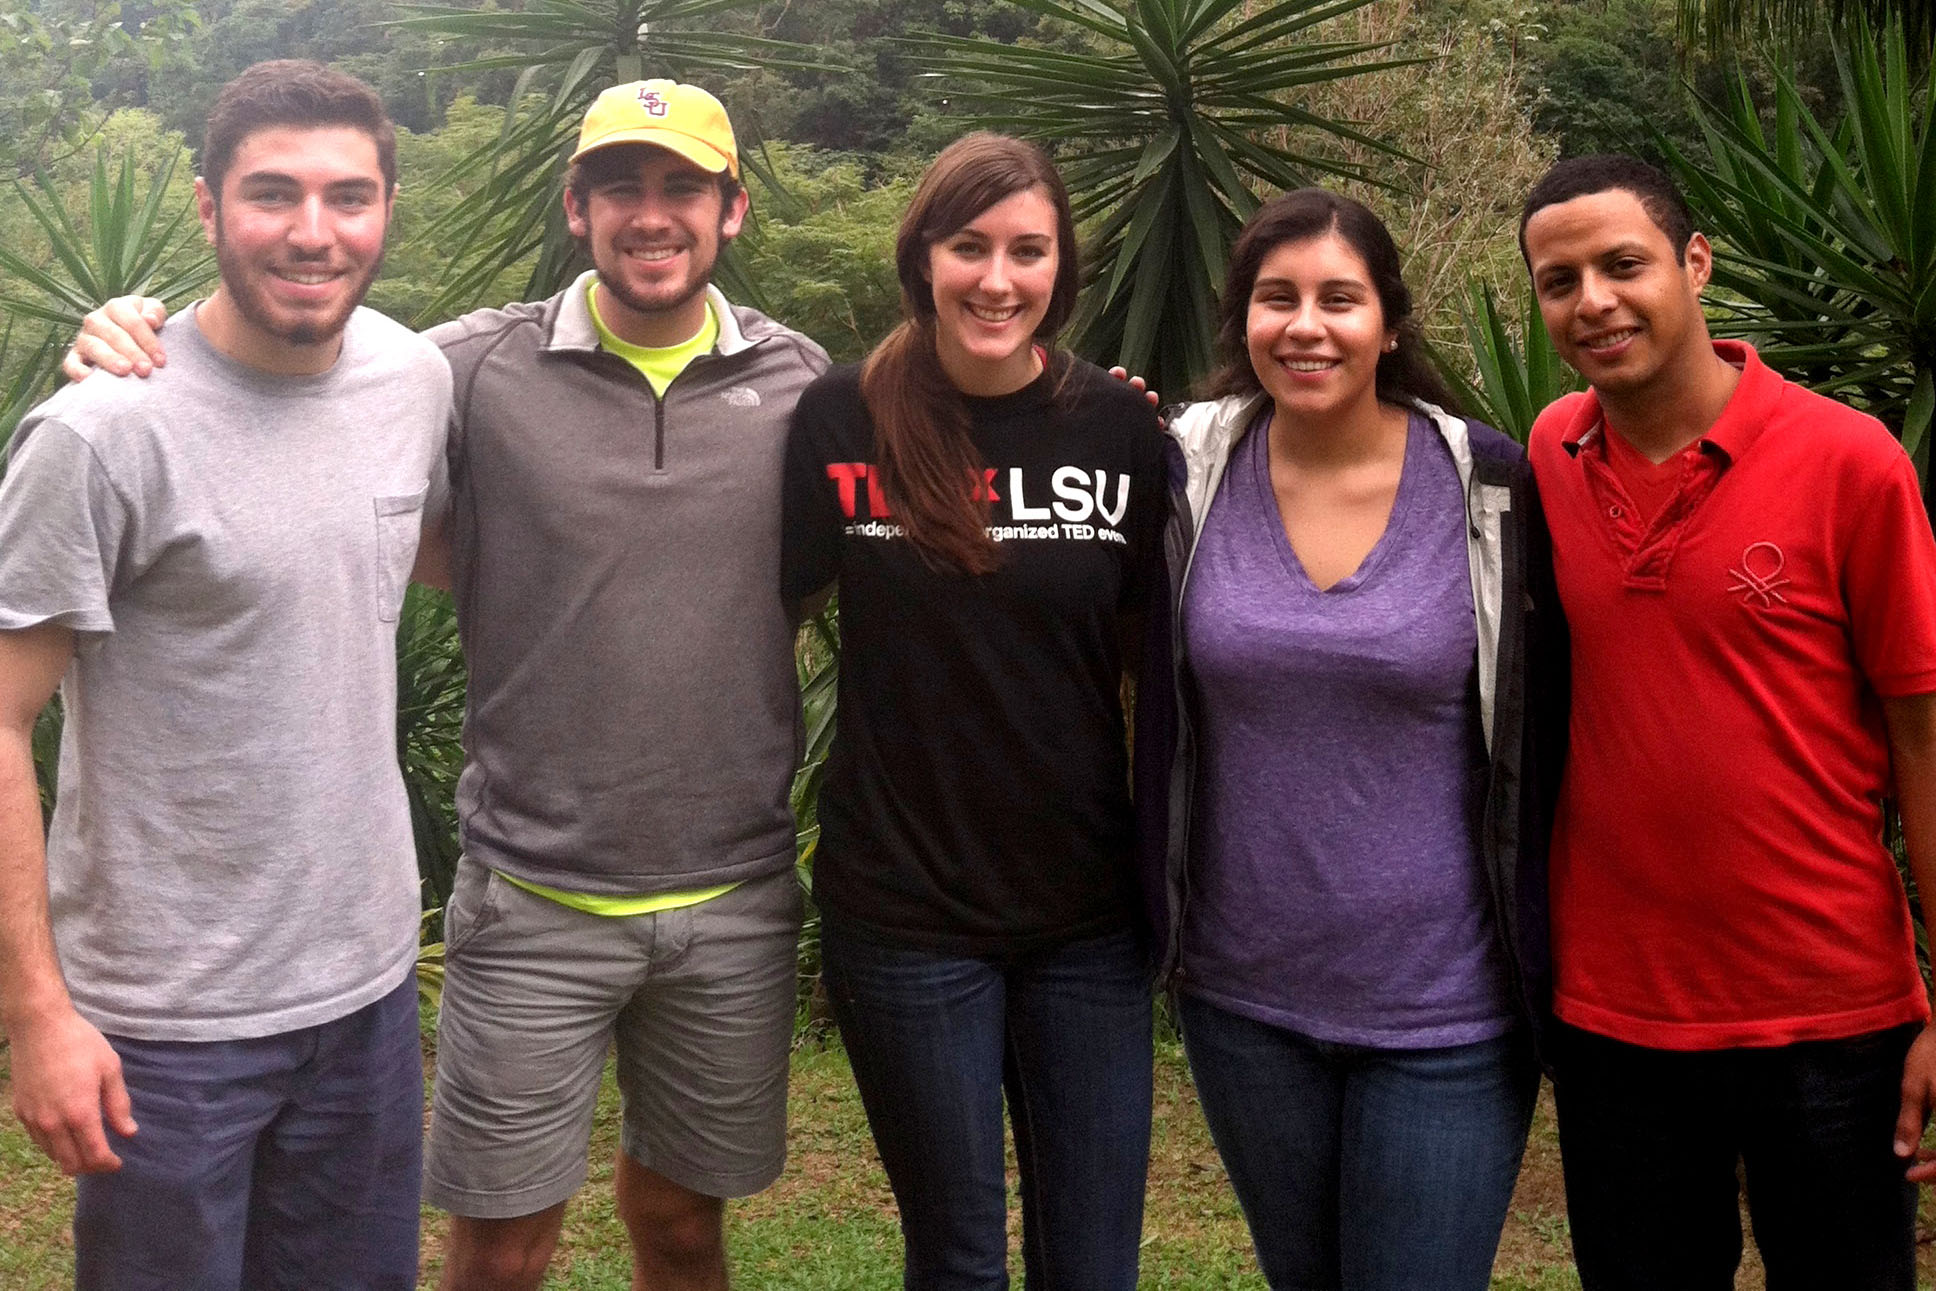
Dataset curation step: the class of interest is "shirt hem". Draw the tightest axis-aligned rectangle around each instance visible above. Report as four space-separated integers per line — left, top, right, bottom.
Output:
1867 667 1936 698
1181 982 1518 1050
818 903 1136 958
73 943 418 1043
471 840 795 897
1553 990 1931 1051
0 607 113 633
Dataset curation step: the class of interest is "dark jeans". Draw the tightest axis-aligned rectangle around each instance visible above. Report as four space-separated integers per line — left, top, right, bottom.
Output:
820 918 1154 1291
74 975 423 1291
1179 994 1537 1291
1552 1019 1919 1291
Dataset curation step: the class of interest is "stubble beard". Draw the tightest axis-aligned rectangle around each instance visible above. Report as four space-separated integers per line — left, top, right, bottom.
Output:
212 207 385 348
594 255 712 322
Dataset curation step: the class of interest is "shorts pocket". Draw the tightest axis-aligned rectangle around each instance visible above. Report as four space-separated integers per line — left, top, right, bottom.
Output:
443 861 505 959
374 486 429 622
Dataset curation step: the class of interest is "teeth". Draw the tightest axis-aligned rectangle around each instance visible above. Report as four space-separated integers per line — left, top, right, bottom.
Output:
968 303 1020 323
1584 328 1638 350
276 270 336 285
1281 359 1337 372
627 247 680 262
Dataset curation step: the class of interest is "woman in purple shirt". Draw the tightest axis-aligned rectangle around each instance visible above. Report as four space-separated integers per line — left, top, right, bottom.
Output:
1137 190 1559 1289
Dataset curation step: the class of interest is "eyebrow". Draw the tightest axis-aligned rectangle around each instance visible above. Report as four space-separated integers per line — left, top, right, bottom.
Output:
234 171 381 193
1253 276 1369 291
952 229 1052 242
1534 238 1655 272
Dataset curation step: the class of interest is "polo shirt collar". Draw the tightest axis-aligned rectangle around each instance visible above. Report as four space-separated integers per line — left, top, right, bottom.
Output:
1560 339 1780 465
543 271 752 357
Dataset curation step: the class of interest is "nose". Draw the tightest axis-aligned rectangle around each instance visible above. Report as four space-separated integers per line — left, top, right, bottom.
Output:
1577 269 1616 316
287 195 332 253
981 252 1013 296
628 190 674 234
1283 300 1325 339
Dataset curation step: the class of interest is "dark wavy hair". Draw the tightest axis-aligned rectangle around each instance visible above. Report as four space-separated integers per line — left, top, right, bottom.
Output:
202 60 397 199
860 132 1080 574
1202 188 1460 415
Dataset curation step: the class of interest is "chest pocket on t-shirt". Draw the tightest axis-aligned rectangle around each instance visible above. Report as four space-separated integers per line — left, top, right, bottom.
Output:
374 486 428 622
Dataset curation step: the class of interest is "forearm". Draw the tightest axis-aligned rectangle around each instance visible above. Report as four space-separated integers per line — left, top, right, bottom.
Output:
0 726 68 1034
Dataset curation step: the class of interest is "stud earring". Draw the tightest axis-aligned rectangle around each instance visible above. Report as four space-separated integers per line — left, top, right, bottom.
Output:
1384 339 1398 352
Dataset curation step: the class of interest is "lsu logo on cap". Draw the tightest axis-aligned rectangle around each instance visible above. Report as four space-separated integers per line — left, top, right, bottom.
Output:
637 87 669 117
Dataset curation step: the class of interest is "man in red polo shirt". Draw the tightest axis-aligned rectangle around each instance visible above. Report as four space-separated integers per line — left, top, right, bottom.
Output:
1522 153 1936 1289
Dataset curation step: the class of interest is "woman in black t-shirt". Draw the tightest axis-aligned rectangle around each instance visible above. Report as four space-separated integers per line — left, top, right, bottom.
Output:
781 133 1166 1289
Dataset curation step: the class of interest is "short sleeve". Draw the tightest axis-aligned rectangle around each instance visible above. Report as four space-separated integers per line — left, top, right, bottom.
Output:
1842 442 1936 696
0 417 129 633
780 379 847 608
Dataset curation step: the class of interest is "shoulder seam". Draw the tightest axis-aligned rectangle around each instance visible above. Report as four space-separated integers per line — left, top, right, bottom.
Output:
448 318 535 422
21 416 137 518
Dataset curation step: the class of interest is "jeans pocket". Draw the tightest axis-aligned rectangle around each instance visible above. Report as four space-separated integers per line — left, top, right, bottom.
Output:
373 486 429 622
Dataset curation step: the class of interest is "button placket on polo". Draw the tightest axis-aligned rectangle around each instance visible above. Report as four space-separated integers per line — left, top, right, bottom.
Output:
1582 436 1727 591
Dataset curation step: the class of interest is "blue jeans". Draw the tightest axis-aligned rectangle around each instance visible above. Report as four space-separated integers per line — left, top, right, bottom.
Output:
820 919 1154 1290
1179 993 1537 1291
74 974 423 1291
1552 1020 1918 1291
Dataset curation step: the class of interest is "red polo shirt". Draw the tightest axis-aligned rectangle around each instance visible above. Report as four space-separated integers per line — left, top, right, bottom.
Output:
1531 341 1936 1050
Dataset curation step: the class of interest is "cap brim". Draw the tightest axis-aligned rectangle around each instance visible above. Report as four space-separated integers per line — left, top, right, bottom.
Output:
570 128 734 177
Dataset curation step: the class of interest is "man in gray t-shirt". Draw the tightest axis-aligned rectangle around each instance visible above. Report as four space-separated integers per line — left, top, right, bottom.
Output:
0 62 449 1289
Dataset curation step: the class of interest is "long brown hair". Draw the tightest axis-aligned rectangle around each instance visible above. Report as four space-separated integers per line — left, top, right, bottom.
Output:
860 133 1079 574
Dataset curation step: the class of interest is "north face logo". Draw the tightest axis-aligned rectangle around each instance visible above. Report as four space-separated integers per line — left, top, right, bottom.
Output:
637 88 669 117
720 386 760 408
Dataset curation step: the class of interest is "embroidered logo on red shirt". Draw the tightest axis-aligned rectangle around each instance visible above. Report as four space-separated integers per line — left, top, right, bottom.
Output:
1727 541 1789 607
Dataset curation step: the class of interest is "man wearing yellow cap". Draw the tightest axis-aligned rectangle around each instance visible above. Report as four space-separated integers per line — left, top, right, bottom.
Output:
64 79 830 1291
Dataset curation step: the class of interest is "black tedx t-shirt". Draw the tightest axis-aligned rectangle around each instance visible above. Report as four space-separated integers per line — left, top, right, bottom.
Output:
782 358 1168 953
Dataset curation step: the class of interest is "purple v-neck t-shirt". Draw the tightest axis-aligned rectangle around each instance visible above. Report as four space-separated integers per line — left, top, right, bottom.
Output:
1179 412 1512 1048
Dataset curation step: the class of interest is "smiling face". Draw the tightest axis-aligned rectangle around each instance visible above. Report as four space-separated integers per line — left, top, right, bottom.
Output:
1243 231 1394 428
925 185 1059 397
1523 187 1712 400
565 146 748 347
195 124 391 372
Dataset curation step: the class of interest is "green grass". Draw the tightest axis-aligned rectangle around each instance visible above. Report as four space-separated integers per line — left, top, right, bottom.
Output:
4 1036 1932 1289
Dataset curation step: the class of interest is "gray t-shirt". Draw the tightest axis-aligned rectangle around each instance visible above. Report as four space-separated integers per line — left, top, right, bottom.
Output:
0 304 451 1041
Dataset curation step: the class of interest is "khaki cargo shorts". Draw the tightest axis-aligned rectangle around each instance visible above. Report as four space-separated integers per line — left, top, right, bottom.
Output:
423 857 804 1217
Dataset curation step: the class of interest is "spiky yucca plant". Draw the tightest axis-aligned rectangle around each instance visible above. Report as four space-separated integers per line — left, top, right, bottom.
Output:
1663 15 1936 475
1434 282 1585 445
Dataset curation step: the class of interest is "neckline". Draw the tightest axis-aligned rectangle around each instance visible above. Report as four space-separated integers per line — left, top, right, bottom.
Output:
1254 407 1421 595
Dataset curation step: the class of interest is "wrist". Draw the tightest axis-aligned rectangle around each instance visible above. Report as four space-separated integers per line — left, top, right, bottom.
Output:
0 979 75 1036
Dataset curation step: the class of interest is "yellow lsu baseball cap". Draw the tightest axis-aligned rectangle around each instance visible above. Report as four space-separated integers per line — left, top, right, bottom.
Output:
571 79 739 180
